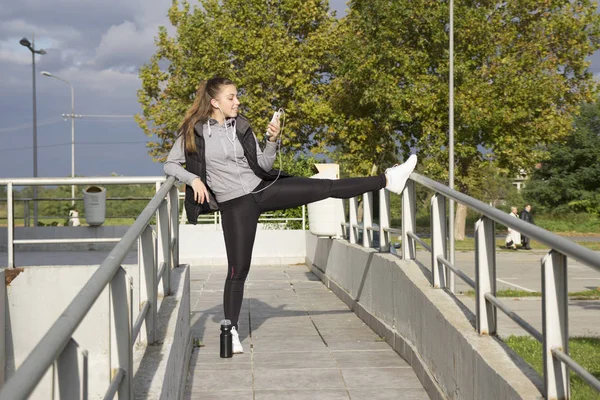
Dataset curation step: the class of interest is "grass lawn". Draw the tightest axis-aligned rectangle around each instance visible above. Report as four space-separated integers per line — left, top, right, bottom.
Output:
504 336 600 400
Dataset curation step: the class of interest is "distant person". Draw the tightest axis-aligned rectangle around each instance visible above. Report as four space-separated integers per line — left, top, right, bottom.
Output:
505 207 521 250
68 209 81 227
520 204 534 250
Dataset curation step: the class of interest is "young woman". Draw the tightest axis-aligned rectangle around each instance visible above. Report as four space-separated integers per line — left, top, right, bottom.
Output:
164 77 417 354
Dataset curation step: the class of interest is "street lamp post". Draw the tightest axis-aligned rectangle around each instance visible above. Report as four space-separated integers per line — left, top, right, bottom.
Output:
41 71 75 206
448 0 456 293
20 35 46 226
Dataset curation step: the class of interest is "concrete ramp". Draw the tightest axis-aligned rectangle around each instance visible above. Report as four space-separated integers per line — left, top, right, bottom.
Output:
185 264 429 399
306 234 544 400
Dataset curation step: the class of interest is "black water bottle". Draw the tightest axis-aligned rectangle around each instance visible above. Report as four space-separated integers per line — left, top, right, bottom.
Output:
220 319 233 358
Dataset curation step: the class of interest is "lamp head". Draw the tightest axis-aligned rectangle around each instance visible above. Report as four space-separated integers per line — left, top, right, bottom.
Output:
19 38 31 48
38 49 46 55
41 71 52 77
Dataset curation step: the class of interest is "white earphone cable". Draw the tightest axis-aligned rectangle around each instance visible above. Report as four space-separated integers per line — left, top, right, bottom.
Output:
217 107 285 195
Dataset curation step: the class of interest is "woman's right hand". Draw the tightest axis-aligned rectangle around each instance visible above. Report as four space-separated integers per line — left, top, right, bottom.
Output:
191 178 209 204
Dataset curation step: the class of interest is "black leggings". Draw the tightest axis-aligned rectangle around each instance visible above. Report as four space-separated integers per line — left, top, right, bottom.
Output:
218 175 386 328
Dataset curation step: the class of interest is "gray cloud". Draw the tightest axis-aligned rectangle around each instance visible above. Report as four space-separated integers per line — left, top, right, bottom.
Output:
0 0 173 178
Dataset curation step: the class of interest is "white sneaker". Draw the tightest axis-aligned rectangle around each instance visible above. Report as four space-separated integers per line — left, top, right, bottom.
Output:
231 327 244 354
385 154 417 194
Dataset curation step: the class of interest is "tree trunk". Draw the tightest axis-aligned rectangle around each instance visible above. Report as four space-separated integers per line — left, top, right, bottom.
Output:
454 202 468 241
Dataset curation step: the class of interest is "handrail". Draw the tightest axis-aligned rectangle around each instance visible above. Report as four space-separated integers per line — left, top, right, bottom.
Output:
338 172 599 397
0 176 177 399
410 172 600 273
407 231 432 252
484 293 543 343
103 368 125 400
437 256 475 289
551 348 600 391
0 176 165 186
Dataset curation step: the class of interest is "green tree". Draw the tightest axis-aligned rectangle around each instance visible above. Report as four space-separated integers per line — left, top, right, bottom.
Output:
468 160 518 208
524 101 600 214
136 0 338 161
326 0 600 239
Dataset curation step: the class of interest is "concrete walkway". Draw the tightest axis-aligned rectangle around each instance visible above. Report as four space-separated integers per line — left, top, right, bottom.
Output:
185 264 429 400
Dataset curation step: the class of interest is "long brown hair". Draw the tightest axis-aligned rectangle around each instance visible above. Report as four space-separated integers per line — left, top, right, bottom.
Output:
178 77 234 153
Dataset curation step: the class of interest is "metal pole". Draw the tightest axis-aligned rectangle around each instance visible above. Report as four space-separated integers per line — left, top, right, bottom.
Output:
32 34 39 226
7 182 14 268
448 0 455 293
71 84 75 206
40 72 76 206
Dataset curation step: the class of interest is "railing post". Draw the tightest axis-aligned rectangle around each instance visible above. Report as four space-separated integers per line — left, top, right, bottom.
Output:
430 194 447 288
349 197 358 244
362 192 373 248
24 199 29 227
302 205 306 230
0 270 5 386
53 338 88 399
139 225 157 344
7 182 14 268
542 251 569 400
401 180 416 260
109 267 133 400
379 189 390 252
475 216 496 335
157 198 170 296
169 185 179 269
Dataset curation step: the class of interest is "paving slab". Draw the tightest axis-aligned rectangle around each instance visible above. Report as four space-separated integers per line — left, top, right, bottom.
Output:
185 264 430 399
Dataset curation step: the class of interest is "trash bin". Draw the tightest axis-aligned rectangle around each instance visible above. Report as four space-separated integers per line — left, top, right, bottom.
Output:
307 164 344 237
83 186 106 226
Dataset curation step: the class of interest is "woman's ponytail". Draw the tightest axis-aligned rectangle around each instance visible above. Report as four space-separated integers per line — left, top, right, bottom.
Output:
178 77 235 153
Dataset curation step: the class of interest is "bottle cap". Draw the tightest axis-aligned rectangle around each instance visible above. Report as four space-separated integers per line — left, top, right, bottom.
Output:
220 319 232 330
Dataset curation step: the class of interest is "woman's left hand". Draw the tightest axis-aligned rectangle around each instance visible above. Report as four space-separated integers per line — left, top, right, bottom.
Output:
267 118 280 142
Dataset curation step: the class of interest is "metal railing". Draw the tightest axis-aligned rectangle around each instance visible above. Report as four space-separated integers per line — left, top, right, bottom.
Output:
0 177 173 269
0 196 158 227
0 192 306 228
0 176 179 399
340 172 600 399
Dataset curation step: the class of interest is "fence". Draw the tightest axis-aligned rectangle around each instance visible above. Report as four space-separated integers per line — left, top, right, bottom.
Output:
0 176 178 399
0 194 306 229
341 172 600 399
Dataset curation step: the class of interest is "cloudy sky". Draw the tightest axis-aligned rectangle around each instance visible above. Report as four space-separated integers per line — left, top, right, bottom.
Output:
0 0 347 180
1 1 599 180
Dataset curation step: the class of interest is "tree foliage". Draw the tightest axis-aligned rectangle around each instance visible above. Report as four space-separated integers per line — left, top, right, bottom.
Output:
325 0 600 185
524 101 600 214
136 0 338 161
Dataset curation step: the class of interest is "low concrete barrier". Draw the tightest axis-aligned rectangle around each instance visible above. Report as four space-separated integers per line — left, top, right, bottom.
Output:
3 264 191 399
134 264 192 399
305 233 543 400
179 225 306 266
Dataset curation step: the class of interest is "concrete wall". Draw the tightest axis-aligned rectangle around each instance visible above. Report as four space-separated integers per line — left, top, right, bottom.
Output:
305 233 544 400
134 265 192 400
179 225 306 265
2 262 190 399
4 265 123 399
